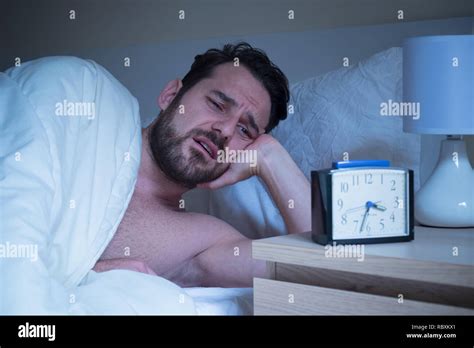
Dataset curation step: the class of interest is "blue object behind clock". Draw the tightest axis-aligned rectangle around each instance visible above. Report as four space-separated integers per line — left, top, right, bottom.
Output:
332 160 391 169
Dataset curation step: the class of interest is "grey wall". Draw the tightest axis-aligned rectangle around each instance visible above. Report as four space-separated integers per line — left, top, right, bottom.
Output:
77 17 473 127
74 16 473 186
1 0 472 62
1 4 473 186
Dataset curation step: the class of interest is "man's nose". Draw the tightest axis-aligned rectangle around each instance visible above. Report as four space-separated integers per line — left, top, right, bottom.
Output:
211 119 237 144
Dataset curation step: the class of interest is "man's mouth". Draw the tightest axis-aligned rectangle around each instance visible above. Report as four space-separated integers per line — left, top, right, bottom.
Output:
193 137 218 160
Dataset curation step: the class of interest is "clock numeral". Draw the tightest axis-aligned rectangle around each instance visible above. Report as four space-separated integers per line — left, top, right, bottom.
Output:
393 196 403 208
380 174 384 185
379 218 385 230
365 173 373 184
352 175 359 186
341 214 347 225
353 220 359 233
365 223 371 233
390 212 395 222
337 199 343 210
390 179 396 191
341 182 349 193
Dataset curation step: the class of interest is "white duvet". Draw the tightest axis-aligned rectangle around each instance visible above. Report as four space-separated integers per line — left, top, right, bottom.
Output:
0 57 252 315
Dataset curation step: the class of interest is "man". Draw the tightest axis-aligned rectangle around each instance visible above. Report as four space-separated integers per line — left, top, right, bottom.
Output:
94 42 311 287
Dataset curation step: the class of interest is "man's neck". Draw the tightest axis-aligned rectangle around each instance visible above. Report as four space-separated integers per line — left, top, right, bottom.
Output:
135 127 189 210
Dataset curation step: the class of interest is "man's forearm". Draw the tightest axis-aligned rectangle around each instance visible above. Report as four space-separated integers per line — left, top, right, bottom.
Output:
258 140 311 234
93 258 157 275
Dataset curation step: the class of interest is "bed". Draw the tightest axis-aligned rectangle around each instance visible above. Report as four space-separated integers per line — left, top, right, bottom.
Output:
0 56 253 315
0 48 420 315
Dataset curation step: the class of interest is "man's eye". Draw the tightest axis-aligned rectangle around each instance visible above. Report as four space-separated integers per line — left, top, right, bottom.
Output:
239 125 251 138
208 98 223 111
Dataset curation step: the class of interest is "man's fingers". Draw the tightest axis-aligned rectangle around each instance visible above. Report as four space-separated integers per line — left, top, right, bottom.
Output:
198 173 235 190
145 265 158 276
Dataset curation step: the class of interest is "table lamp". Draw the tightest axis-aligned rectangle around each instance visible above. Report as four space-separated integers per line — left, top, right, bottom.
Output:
403 35 474 227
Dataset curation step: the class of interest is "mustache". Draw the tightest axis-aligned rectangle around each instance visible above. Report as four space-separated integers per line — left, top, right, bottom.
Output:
189 129 226 151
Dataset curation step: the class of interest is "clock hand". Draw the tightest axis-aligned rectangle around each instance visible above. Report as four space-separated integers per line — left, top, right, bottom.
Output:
345 200 382 214
360 200 377 233
360 207 370 233
372 203 387 211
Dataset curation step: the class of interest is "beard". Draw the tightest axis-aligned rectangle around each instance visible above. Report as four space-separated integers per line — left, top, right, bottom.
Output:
148 104 228 189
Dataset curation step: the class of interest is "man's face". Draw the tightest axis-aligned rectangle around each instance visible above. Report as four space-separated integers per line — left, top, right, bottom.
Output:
150 63 271 188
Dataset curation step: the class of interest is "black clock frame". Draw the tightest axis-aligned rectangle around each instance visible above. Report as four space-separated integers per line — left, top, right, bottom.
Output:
311 168 415 245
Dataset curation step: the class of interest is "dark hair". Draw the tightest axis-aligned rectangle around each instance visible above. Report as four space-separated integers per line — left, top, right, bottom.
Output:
176 42 290 133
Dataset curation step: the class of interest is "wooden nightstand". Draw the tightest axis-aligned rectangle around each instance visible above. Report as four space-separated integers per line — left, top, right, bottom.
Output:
252 226 474 315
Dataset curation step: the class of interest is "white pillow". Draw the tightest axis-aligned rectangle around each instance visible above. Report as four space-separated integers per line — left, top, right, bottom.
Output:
187 47 420 238
1 57 141 313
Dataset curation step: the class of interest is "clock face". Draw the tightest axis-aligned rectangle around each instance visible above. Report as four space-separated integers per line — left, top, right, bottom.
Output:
331 168 409 240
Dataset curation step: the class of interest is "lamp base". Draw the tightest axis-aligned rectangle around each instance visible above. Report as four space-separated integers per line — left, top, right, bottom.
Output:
416 137 474 228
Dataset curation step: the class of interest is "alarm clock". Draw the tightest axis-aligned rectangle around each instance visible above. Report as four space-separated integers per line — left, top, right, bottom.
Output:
311 160 414 245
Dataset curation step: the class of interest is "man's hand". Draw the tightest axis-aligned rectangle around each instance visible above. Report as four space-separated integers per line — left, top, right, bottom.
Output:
93 258 157 276
197 134 281 190
199 134 311 234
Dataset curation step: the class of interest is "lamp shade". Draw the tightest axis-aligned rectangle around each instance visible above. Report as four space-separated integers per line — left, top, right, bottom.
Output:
403 35 474 134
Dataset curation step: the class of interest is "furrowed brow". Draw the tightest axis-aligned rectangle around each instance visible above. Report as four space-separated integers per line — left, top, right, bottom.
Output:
211 90 238 107
211 89 262 134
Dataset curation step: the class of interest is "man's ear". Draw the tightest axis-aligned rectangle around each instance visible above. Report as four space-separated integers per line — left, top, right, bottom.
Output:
157 79 183 110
